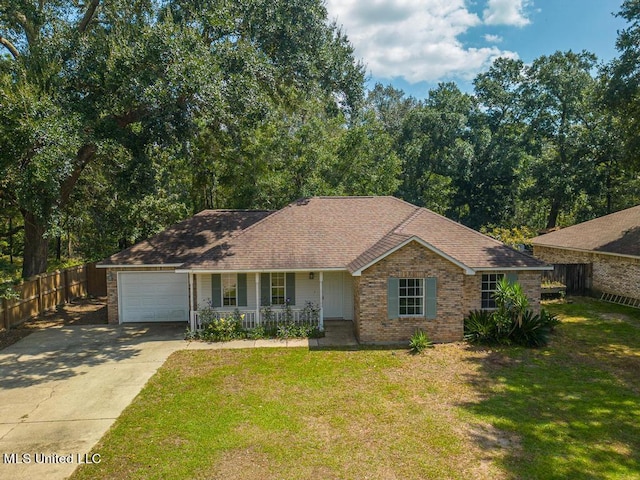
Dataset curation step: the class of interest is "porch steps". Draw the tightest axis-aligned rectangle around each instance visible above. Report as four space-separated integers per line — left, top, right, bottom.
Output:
600 292 640 309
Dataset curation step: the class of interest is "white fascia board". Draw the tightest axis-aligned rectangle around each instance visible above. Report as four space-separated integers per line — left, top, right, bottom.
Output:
175 267 348 274
96 263 183 269
351 236 476 276
473 266 554 272
532 243 640 261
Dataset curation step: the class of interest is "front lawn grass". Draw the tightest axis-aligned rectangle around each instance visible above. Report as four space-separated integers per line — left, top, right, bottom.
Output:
72 298 640 480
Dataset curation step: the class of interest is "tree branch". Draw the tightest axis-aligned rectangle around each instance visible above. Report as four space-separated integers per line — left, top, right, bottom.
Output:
0 35 19 59
1 224 24 238
78 0 101 33
114 107 148 128
14 12 37 46
60 143 97 207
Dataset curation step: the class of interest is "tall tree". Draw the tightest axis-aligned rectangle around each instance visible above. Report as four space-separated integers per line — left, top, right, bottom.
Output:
520 51 598 228
458 58 527 228
0 0 208 277
0 0 366 276
397 82 474 215
607 0 640 169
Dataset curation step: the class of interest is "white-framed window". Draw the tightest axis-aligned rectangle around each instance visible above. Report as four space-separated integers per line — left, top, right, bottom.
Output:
271 272 286 305
481 273 504 310
222 273 237 306
399 278 424 316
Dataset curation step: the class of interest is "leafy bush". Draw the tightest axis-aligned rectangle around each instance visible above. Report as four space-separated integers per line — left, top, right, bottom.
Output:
300 301 321 324
540 309 561 331
464 278 560 348
509 310 555 347
186 302 324 342
246 324 278 340
200 313 245 342
0 282 19 300
463 310 498 344
276 322 323 339
480 225 535 249
464 308 559 348
409 329 433 354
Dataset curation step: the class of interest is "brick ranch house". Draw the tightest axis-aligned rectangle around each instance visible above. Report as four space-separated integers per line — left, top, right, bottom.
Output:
531 204 640 304
98 196 549 343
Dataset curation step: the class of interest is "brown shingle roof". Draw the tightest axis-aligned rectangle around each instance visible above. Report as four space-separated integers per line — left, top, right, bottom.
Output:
530 205 640 257
180 197 418 271
180 197 546 272
395 209 546 270
99 210 273 266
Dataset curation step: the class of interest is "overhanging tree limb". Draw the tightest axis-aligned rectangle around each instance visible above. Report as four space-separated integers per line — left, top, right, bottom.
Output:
0 35 19 59
60 143 97 206
78 0 101 33
13 11 37 46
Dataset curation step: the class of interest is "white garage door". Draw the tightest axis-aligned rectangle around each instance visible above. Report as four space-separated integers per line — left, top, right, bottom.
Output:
119 272 189 323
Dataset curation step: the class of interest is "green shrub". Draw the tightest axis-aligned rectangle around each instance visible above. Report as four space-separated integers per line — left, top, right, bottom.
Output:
300 301 321 324
409 329 433 354
509 310 560 347
464 308 560 348
275 322 323 339
464 309 498 344
246 324 276 339
185 302 325 341
540 309 561 331
201 314 246 342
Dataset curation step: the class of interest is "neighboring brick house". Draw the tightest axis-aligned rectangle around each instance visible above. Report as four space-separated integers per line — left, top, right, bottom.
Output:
98 196 549 343
530 205 640 303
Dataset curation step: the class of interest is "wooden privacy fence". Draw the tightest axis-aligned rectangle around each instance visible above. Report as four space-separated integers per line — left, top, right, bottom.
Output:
1 262 107 330
542 263 593 295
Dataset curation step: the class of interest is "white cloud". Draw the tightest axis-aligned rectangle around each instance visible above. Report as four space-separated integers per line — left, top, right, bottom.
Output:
325 0 520 85
484 34 503 43
483 0 531 27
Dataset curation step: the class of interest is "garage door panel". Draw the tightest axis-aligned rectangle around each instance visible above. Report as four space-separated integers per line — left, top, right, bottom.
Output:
119 272 188 323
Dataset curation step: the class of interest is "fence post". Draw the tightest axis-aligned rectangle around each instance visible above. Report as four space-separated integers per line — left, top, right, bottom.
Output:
2 298 8 330
64 269 70 304
37 275 43 317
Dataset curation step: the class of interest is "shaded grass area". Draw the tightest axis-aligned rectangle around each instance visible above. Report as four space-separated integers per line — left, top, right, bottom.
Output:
463 298 640 479
72 298 640 480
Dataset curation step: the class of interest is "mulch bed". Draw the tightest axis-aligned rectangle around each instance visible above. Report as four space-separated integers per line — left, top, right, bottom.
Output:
0 296 107 351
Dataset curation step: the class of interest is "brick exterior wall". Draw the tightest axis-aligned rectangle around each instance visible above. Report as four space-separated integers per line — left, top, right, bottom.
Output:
354 241 543 344
462 271 541 314
533 245 640 300
106 267 177 324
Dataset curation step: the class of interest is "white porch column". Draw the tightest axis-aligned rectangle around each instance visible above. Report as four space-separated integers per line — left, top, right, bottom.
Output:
319 271 324 331
188 272 195 330
255 273 260 325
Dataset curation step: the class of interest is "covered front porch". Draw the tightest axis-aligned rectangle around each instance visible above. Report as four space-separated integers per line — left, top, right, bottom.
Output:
186 270 354 331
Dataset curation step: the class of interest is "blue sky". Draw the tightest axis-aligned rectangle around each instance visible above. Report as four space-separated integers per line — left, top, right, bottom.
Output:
325 0 628 98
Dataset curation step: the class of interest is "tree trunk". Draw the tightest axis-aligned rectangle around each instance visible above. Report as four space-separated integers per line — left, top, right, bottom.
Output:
546 200 561 229
19 143 96 278
8 217 13 264
21 211 49 278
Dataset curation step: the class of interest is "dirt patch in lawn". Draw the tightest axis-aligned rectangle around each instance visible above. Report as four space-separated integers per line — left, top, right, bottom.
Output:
0 296 107 351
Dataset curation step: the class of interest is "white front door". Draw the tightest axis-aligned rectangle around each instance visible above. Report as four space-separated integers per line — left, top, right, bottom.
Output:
323 272 344 318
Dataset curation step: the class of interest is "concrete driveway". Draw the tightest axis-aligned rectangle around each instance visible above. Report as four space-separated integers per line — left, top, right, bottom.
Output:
0 323 187 480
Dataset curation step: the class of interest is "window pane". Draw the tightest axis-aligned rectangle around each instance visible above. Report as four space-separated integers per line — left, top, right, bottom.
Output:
222 274 237 306
397 278 424 316
271 273 286 305
481 273 503 310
